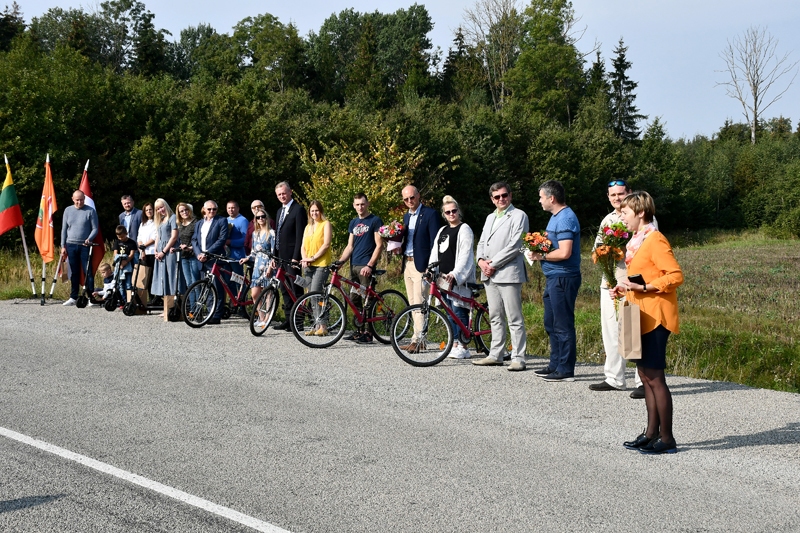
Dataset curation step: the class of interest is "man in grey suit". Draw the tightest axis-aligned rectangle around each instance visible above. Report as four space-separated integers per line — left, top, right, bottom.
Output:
473 182 529 371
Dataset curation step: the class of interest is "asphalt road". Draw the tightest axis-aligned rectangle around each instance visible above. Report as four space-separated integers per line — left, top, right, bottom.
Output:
1 299 799 532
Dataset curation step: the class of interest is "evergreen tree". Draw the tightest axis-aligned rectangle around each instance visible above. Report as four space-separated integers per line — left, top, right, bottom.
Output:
0 2 24 51
609 38 646 142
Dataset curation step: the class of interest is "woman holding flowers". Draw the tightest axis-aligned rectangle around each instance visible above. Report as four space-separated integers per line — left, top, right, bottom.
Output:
610 191 684 454
428 195 475 359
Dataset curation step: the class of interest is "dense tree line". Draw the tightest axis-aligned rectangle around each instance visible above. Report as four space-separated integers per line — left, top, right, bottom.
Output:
1 0 799 251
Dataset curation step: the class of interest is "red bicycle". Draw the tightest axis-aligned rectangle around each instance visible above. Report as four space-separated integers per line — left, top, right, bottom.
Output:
183 253 254 328
249 253 303 336
390 261 491 366
289 261 408 348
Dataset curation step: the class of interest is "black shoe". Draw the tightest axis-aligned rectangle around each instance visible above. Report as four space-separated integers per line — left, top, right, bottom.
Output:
630 385 645 399
589 381 622 391
272 321 290 331
355 332 374 344
344 331 360 341
639 437 677 455
542 371 575 382
534 367 554 377
208 318 221 325
623 433 658 450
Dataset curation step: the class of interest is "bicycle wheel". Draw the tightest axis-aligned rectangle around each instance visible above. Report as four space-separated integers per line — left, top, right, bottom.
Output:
290 292 346 348
367 289 408 344
473 306 492 355
183 280 217 328
391 304 453 366
250 287 279 336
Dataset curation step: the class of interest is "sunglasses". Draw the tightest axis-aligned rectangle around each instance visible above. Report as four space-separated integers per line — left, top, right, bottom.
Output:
252 205 264 209
403 196 416 202
206 208 217 211
444 209 458 215
492 192 509 200
608 180 627 187
255 215 267 220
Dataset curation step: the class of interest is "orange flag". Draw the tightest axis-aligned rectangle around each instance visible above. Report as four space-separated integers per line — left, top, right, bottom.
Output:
35 154 58 263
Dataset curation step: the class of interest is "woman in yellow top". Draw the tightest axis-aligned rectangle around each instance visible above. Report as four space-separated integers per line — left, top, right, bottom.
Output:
299 200 333 335
610 191 684 455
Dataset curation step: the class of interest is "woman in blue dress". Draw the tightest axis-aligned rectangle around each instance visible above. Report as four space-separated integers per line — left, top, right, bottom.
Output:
240 208 275 327
151 198 179 302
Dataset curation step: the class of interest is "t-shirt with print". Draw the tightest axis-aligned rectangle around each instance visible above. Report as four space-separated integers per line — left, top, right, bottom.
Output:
348 213 383 266
113 237 137 272
542 206 581 278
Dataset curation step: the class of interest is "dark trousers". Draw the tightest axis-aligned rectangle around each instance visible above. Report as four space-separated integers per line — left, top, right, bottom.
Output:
200 260 225 319
279 260 302 316
543 275 581 375
66 243 94 299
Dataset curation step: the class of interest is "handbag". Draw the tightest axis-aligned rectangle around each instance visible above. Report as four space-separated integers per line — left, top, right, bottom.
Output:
618 300 642 360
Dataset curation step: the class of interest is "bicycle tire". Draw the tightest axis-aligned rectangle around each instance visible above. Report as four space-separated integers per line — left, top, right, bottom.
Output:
290 292 346 348
473 306 492 355
183 279 217 328
366 289 408 344
250 287 279 336
391 304 453 366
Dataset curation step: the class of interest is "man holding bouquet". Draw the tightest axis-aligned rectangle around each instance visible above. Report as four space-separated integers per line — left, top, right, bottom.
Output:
397 185 441 352
526 180 581 382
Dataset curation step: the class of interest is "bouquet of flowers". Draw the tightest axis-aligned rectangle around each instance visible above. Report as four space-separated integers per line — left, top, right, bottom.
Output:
592 221 631 290
379 220 404 253
521 231 552 255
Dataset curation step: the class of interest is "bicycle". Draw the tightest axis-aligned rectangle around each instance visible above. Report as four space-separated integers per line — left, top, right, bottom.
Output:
390 261 491 367
248 252 303 336
182 253 254 328
289 260 408 348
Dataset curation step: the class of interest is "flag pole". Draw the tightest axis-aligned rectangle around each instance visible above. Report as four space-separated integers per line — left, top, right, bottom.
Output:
49 257 64 298
41 259 46 305
19 226 37 297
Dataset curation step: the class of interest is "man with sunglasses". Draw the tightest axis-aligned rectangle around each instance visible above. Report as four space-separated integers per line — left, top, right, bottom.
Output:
526 180 581 382
397 185 441 352
589 180 653 398
192 200 229 324
473 182 529 371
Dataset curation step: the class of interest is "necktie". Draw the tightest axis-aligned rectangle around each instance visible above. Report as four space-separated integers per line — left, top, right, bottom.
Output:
276 207 286 251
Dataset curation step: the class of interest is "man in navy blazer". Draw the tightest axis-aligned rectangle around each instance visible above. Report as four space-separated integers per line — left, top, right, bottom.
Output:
119 195 143 248
192 200 229 323
273 181 307 330
398 185 441 351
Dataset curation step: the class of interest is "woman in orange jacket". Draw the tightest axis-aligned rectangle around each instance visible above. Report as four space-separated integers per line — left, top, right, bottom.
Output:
610 191 684 454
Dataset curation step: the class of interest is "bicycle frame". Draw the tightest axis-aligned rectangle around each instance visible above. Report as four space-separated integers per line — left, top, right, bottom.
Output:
424 269 490 343
324 264 384 325
261 253 301 304
205 256 253 307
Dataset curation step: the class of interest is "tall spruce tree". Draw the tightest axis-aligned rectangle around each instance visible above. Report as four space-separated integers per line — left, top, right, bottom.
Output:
609 38 646 142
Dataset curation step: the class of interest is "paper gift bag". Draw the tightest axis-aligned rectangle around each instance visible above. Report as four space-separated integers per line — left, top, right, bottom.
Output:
163 295 175 322
618 300 642 360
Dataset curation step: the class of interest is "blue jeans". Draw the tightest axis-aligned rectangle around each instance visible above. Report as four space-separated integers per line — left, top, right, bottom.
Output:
66 243 94 299
179 256 201 293
543 275 581 375
446 295 470 341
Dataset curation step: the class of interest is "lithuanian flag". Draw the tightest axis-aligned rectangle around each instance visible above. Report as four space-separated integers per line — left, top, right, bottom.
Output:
0 156 24 237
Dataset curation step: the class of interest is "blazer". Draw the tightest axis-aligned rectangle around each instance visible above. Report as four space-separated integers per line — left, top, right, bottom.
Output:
402 204 442 272
475 205 529 284
625 231 684 334
275 200 307 262
192 215 229 258
119 208 143 243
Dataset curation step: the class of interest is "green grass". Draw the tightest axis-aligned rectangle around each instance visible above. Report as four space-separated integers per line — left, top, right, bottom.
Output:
2 232 799 393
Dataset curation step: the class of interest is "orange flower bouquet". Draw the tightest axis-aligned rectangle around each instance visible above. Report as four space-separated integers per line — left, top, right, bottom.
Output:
521 231 552 255
591 221 630 288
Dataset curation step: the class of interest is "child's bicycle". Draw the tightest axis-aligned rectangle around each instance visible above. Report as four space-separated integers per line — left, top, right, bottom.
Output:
288 260 408 348
182 253 253 328
390 261 491 366
248 252 302 336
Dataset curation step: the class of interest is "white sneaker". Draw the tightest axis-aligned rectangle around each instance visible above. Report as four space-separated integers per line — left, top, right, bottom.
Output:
87 301 99 308
63 298 76 306
254 320 266 328
447 344 471 359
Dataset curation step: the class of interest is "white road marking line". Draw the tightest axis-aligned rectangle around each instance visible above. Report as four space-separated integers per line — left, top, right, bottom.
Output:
0 426 292 533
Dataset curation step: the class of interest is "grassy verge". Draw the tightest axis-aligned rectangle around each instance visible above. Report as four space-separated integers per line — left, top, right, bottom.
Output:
2 231 798 393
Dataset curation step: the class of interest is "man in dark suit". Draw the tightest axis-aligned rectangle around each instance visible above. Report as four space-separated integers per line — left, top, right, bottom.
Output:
273 181 307 330
397 185 441 350
192 200 229 324
119 195 143 255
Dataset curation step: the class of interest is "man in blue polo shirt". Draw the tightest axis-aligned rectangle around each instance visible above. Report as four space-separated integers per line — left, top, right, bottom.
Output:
526 180 581 382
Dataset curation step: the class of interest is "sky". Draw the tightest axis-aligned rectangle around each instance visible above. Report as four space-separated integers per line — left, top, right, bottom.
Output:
13 0 800 140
